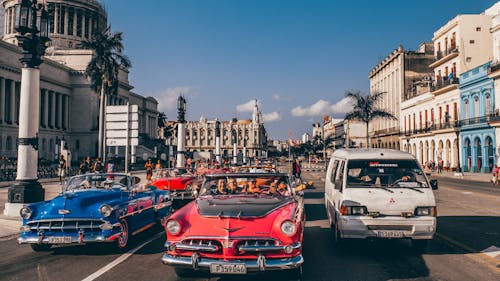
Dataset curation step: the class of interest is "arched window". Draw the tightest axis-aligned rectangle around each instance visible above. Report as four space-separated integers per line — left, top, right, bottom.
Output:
474 96 480 118
464 99 469 119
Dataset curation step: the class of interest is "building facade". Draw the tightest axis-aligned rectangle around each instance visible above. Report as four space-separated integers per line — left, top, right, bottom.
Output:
400 14 494 170
0 0 158 163
369 44 434 150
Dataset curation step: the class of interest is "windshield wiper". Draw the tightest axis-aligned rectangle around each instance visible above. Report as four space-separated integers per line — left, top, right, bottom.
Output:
378 186 394 193
388 182 425 193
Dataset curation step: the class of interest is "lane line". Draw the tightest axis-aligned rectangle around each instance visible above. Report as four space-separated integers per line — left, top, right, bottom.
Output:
81 232 164 281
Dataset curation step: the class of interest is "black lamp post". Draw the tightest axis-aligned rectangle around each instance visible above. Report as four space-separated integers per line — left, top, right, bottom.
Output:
5 0 50 217
175 96 186 168
454 121 462 174
215 120 221 163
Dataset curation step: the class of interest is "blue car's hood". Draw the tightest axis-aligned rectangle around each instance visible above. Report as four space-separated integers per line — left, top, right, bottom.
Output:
32 190 125 220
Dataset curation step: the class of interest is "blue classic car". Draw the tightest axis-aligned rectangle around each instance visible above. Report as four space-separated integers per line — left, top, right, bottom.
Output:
18 173 172 251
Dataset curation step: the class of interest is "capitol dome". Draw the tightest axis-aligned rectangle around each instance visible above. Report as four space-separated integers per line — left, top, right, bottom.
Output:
2 0 107 50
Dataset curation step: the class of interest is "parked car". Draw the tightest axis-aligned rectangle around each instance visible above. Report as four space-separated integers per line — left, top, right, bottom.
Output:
18 173 172 251
324 149 438 250
161 172 305 277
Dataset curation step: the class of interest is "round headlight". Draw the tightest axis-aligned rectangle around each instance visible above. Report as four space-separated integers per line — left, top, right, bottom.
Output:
99 204 113 217
280 220 297 237
166 220 181 235
20 206 32 219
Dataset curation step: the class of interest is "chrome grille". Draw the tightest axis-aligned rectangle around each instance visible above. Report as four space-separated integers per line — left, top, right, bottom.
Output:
26 219 104 232
177 239 222 252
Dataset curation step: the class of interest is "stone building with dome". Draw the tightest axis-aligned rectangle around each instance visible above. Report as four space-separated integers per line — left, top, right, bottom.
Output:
0 0 158 163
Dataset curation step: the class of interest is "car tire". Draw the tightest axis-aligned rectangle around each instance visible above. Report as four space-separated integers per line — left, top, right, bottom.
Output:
30 244 52 252
174 268 195 278
117 219 130 249
412 239 429 253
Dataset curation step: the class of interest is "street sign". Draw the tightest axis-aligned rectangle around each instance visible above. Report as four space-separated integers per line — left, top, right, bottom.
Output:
105 104 139 172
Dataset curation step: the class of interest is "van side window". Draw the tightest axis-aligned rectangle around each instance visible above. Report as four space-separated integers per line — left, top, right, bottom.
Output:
330 160 339 183
334 161 345 190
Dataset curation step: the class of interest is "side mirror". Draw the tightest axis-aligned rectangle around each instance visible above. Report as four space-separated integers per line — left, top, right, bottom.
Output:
430 179 438 190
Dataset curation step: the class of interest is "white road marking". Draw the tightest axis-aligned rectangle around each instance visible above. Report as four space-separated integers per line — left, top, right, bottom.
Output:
481 245 500 259
81 232 164 281
461 191 473 195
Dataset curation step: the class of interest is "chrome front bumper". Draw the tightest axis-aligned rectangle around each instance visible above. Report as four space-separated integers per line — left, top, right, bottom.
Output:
161 253 303 272
18 234 114 245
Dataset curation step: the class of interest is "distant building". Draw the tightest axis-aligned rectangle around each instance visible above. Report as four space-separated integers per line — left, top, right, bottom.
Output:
369 43 434 150
301 133 310 143
0 0 158 162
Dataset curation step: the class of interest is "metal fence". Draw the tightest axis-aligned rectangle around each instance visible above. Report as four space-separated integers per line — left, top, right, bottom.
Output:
0 166 79 182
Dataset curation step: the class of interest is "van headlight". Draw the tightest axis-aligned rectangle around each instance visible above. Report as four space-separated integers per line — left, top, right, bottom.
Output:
280 220 297 237
166 220 181 235
20 206 32 219
99 204 113 217
340 205 368 216
415 206 436 217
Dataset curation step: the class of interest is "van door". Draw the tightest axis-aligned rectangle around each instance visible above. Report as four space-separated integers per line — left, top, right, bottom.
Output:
332 160 346 219
325 159 340 222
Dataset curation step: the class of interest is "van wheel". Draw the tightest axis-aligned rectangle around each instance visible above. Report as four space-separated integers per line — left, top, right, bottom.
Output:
331 223 343 247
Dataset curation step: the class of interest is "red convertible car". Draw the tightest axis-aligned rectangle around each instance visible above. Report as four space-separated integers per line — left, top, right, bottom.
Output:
161 172 305 277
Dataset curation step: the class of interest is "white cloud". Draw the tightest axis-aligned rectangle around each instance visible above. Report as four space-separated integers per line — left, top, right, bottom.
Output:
236 99 260 113
262 111 282 123
272 94 281 101
153 86 195 113
290 97 352 117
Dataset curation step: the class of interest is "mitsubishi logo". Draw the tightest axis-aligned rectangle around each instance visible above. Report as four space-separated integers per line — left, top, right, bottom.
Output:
389 198 396 203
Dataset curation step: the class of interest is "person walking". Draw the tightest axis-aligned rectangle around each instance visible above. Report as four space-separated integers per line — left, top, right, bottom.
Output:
145 159 153 181
291 160 297 180
93 157 104 173
295 160 302 182
155 160 162 179
58 155 67 184
492 165 499 187
438 159 443 174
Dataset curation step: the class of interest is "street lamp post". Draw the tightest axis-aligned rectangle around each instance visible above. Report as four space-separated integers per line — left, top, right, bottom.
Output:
215 119 221 164
4 0 50 216
176 96 186 169
454 121 463 176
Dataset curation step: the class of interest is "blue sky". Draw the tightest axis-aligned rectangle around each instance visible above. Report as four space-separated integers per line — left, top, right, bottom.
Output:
100 0 497 139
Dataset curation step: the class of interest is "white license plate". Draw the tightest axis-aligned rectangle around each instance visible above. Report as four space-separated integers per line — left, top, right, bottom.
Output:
48 236 73 244
377 231 405 238
210 263 247 274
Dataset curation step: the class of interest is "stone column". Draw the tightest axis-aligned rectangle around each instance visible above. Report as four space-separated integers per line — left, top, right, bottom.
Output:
64 6 68 35
176 123 186 168
0 77 4 123
54 4 58 34
73 9 77 36
44 90 49 128
65 94 70 129
10 80 16 124
58 93 63 129
81 13 86 39
88 16 92 38
50 91 55 128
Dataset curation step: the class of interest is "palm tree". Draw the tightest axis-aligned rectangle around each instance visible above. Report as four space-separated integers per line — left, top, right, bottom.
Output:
80 27 131 159
344 90 397 148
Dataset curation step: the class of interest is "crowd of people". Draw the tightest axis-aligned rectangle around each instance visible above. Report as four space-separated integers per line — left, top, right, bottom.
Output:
211 177 290 196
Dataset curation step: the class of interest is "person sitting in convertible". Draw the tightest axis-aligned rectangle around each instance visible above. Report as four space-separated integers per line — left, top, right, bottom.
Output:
247 179 261 193
216 179 228 195
227 178 239 194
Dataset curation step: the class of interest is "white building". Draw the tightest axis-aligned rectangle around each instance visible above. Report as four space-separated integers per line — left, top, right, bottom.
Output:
401 14 494 168
0 0 158 162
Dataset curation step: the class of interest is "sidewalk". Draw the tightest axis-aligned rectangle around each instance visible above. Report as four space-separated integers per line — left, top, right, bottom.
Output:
429 170 492 183
0 171 147 240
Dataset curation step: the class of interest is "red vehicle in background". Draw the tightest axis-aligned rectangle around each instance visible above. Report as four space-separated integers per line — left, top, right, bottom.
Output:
151 169 201 208
161 172 305 278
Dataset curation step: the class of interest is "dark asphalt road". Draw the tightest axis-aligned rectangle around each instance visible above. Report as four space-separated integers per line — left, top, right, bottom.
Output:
0 172 499 281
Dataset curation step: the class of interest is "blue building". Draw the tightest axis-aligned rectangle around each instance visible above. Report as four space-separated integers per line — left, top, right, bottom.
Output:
459 62 496 173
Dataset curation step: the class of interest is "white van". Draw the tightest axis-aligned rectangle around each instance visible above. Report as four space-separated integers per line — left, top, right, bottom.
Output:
324 149 438 250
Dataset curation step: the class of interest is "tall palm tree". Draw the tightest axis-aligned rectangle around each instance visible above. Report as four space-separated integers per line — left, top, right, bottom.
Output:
344 90 397 148
80 27 131 159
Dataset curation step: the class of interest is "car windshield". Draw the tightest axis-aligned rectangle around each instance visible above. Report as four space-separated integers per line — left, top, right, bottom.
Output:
346 159 429 188
64 174 131 192
200 174 292 196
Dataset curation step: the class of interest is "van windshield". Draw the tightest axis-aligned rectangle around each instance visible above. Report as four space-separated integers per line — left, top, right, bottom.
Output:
346 159 428 189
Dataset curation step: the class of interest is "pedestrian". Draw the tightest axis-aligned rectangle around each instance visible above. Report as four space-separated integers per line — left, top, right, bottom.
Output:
155 160 162 179
292 160 297 180
296 160 302 182
93 157 103 173
492 165 499 187
438 159 443 174
58 155 66 184
145 159 153 181
78 158 88 174
423 164 432 176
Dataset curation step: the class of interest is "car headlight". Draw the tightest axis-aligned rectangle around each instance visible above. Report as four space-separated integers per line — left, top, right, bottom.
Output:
280 220 297 237
166 220 181 235
340 205 368 216
20 206 32 219
415 206 436 217
99 204 113 217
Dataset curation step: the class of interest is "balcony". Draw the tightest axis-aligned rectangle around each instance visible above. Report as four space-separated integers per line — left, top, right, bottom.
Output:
489 61 500 78
430 47 459 68
432 76 459 93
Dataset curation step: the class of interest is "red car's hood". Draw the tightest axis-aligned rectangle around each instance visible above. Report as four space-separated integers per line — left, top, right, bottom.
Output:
178 196 297 239
151 176 195 190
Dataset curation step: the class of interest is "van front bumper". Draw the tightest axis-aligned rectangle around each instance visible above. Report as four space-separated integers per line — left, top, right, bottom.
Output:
338 216 436 240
